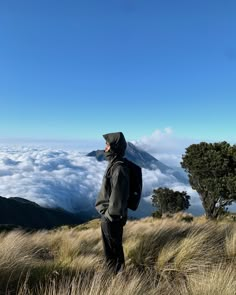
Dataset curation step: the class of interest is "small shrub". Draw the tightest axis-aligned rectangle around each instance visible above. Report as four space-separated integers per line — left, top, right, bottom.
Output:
152 211 162 219
174 212 194 223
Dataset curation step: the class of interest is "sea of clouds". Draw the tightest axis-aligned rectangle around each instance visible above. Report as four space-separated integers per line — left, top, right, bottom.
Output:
0 142 203 217
2 128 235 217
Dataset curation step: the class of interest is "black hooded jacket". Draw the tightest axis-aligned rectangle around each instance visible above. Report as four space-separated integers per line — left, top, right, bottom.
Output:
95 132 129 222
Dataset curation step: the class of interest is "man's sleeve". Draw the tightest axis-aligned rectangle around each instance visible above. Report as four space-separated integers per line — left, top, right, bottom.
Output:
105 165 129 221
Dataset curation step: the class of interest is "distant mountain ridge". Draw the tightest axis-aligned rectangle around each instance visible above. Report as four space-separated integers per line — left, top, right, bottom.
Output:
0 196 84 230
87 142 189 184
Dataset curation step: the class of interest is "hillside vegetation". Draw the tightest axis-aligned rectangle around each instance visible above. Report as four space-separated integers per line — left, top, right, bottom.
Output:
0 215 235 295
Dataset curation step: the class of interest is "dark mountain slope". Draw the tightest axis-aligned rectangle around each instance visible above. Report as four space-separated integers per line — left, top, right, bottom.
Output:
0 196 83 230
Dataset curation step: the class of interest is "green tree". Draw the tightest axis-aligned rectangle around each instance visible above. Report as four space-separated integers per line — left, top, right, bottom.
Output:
151 187 190 216
181 141 236 219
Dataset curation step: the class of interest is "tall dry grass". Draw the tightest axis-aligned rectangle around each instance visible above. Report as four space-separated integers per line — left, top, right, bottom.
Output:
0 216 235 295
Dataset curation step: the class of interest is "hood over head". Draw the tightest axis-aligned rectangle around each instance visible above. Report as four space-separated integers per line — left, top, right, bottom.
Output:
103 132 127 159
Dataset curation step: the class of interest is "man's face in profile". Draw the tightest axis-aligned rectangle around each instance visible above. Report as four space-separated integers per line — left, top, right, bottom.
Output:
105 142 111 152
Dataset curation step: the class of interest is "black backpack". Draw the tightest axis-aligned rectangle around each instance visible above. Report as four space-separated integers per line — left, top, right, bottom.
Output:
111 158 142 211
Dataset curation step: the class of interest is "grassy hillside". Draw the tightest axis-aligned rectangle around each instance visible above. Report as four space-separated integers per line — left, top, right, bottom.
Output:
0 214 235 295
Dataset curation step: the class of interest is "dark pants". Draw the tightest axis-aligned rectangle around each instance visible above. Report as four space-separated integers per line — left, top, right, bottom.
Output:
101 215 125 274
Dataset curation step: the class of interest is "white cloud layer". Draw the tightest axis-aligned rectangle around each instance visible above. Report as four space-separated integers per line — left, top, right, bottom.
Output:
1 129 235 217
133 128 199 167
0 143 205 217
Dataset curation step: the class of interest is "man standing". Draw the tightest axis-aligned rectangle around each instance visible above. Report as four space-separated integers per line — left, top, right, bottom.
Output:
95 132 129 274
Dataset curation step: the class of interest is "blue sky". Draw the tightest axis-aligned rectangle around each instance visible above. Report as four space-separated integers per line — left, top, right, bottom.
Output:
0 0 236 143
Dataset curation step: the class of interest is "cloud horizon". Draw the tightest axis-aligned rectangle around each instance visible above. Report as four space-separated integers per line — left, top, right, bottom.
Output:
0 145 205 217
1 130 235 216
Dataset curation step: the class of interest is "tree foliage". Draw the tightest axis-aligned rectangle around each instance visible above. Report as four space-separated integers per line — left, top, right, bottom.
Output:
181 141 236 219
151 187 190 215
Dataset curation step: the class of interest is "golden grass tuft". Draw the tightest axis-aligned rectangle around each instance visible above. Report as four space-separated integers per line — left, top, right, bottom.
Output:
225 230 236 260
0 216 235 294
186 263 236 295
